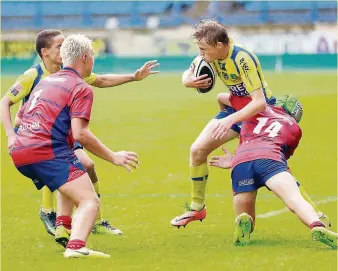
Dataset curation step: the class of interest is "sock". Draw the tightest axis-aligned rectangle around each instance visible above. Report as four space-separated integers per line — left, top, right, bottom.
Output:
42 186 55 213
190 163 209 211
56 216 72 230
93 182 103 223
298 183 321 213
66 239 86 250
310 221 326 229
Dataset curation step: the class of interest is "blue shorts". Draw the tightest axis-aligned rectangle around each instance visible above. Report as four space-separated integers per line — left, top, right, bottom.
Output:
16 153 86 192
231 159 288 194
72 141 84 151
214 105 241 133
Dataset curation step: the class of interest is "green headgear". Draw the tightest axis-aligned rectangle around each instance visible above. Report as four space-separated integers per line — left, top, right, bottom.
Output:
276 94 303 123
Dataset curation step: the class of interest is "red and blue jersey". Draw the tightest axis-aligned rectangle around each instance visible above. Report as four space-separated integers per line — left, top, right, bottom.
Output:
11 68 93 167
232 106 302 168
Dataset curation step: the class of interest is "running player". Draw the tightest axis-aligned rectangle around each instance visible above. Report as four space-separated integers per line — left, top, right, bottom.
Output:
7 34 140 258
0 29 159 236
208 99 337 249
170 19 330 228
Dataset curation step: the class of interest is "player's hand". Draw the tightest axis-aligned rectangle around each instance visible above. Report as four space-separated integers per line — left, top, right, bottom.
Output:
134 60 160 81
212 117 235 140
111 151 139 172
209 147 233 169
183 68 212 88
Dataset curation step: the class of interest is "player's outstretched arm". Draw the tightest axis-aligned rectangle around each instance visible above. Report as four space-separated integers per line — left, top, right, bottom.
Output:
71 118 139 172
91 60 160 88
208 147 233 169
0 96 16 151
182 67 211 89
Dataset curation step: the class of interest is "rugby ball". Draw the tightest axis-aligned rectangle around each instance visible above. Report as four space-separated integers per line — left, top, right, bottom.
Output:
192 56 216 93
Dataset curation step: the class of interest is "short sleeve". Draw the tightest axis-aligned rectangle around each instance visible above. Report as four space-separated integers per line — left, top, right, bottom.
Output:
69 85 93 121
6 68 38 104
83 72 97 86
235 51 262 93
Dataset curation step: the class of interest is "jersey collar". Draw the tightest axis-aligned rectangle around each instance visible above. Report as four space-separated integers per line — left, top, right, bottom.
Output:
63 67 81 77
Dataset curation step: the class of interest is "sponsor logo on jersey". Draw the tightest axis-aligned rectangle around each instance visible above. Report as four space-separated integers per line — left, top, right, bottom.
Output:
238 179 254 186
228 82 249 97
239 58 253 86
18 121 40 131
9 83 23 96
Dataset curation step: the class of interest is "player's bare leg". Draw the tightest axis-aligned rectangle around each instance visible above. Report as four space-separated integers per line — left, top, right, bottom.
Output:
58 173 110 258
233 191 257 246
171 119 238 228
297 183 331 227
75 148 123 235
266 171 337 249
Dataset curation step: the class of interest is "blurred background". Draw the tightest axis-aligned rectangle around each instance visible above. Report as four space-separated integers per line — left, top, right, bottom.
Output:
1 0 337 74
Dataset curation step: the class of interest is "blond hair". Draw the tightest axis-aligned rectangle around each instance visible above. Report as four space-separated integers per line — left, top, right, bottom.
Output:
60 34 93 66
192 19 229 46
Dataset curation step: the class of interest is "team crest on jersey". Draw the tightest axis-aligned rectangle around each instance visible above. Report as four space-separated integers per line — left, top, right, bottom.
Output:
218 61 226 70
9 83 23 96
230 74 239 80
222 72 229 80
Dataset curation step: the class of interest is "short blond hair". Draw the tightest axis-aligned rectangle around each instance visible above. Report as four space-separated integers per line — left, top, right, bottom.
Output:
192 19 229 46
60 34 93 66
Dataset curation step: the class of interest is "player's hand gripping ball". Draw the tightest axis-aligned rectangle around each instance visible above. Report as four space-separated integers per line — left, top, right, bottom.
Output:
192 55 216 93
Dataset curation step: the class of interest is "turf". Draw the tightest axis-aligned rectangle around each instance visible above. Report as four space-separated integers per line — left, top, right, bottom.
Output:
1 71 337 270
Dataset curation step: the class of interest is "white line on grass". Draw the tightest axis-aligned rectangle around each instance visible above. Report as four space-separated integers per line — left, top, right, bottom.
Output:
257 196 338 219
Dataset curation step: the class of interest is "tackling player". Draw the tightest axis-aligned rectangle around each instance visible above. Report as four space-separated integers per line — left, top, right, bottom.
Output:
7 34 140 258
0 29 159 236
170 19 330 228
208 99 337 249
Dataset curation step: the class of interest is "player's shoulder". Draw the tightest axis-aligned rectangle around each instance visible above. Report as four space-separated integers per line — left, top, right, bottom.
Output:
231 42 258 64
17 67 39 82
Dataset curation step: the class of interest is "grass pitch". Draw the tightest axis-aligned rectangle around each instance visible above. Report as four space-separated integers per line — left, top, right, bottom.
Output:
1 71 337 270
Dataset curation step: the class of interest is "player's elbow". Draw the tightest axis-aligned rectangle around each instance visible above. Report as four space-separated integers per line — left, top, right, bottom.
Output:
257 100 267 112
72 129 89 145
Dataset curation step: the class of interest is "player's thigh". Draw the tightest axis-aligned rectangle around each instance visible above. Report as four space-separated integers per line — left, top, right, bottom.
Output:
57 173 98 207
74 148 94 171
265 171 302 205
233 191 257 219
192 118 239 151
217 92 231 106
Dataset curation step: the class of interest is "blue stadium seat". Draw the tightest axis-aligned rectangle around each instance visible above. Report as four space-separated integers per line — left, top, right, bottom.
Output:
42 16 84 28
220 13 264 26
268 11 313 24
317 1 337 9
86 1 134 15
137 1 171 14
40 2 84 16
1 2 37 17
317 10 337 22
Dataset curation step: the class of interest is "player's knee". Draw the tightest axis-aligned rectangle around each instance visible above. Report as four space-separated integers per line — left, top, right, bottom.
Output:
85 195 100 213
82 157 95 173
190 143 209 162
